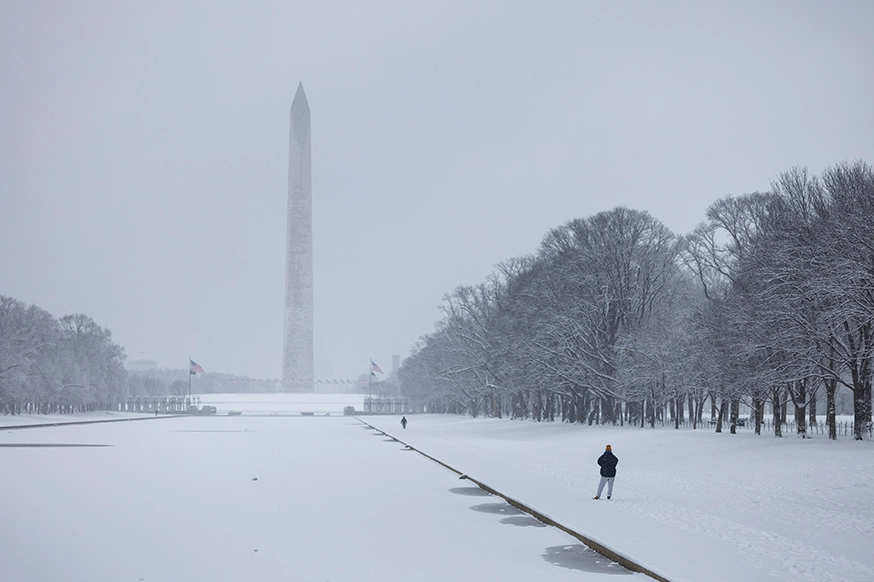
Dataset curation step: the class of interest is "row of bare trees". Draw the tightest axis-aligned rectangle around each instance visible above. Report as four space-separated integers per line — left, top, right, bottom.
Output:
399 161 874 439
0 296 127 414
0 295 288 414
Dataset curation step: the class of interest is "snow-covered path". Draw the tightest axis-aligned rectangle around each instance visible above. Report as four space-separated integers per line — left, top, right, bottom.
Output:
364 414 874 582
1 414 641 581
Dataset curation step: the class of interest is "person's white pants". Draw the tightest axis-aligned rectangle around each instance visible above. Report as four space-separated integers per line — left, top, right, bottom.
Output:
596 476 614 497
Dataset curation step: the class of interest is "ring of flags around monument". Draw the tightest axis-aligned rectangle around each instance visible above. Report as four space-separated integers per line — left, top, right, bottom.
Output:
205 359 386 385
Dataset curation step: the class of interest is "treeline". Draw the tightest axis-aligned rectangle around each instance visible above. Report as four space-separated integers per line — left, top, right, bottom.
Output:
0 296 126 414
399 161 874 440
0 296 271 415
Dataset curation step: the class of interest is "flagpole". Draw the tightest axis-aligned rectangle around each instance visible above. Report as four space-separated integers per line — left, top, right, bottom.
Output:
188 357 191 408
368 360 372 400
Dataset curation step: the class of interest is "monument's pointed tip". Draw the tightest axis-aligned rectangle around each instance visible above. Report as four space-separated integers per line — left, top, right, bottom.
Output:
292 82 308 111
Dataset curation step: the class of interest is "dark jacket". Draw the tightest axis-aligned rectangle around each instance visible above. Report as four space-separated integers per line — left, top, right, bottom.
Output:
597 451 618 478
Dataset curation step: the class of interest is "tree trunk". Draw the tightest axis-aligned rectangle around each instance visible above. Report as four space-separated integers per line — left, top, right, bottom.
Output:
729 398 739 435
648 395 657 428
752 396 762 435
546 391 555 422
794 380 808 438
826 378 837 440
852 383 866 441
607 395 619 425
773 387 783 438
689 395 696 429
781 399 788 431
715 398 725 433
587 398 599 425
809 386 817 427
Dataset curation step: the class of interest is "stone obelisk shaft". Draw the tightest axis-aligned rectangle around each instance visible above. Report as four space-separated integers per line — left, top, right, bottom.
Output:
283 83 314 393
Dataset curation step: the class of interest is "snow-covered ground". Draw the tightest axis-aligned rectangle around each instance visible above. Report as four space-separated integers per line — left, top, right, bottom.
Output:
0 409 637 581
364 414 874 582
1 400 872 581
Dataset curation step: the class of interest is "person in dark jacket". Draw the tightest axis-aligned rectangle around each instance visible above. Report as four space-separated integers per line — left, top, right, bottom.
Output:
401 416 407 429
594 444 618 500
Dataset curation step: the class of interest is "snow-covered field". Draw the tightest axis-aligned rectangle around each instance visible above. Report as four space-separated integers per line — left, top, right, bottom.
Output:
364 414 874 582
0 410 635 581
1 400 872 582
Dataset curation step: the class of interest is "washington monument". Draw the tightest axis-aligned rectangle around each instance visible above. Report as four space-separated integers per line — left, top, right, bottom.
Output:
283 82 314 393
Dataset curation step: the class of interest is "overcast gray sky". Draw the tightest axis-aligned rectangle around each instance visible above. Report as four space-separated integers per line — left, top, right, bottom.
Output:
2 1 873 381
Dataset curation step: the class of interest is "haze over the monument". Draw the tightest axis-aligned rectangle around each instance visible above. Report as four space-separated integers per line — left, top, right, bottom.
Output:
2 2 873 381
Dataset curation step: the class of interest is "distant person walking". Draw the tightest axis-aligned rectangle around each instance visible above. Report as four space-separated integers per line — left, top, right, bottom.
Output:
593 444 618 500
401 416 407 429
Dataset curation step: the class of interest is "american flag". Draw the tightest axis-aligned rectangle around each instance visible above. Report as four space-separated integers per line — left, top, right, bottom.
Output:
189 359 204 374
370 360 383 374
